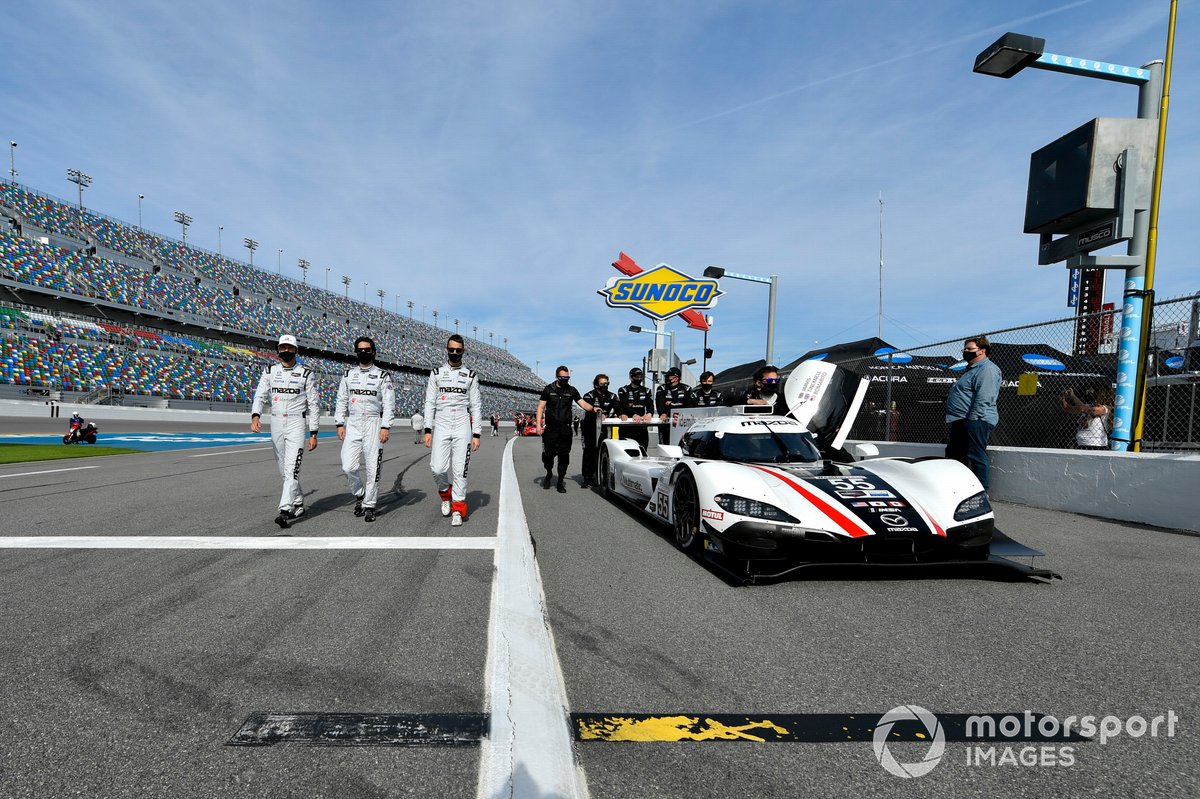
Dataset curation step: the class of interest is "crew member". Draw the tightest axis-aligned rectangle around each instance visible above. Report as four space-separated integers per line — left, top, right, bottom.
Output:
251 334 320 528
536 365 595 492
423 334 482 527
655 366 693 422
580 373 618 489
729 364 790 416
690 371 723 406
617 367 654 450
335 336 395 523
945 336 1001 489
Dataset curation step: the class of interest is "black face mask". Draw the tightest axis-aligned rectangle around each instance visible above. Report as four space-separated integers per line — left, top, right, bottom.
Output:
597 383 609 391
631 377 643 385
448 350 463 365
700 384 713 393
278 349 297 364
760 383 777 396
557 377 570 387
356 349 375 365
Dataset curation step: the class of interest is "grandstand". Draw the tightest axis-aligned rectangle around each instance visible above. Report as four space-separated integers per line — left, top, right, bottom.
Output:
0 181 541 418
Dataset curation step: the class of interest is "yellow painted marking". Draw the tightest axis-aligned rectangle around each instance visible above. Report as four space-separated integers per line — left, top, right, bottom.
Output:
577 716 790 742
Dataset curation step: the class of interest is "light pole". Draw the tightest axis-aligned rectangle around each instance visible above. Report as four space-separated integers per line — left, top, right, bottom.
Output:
702 314 714 373
341 274 351 298
473 324 478 340
298 258 310 284
432 309 439 329
377 288 386 309
325 267 330 292
704 266 778 364
173 211 192 245
66 168 92 236
243 237 258 266
362 281 368 302
406 300 414 318
218 225 223 255
277 248 283 274
489 332 494 347
454 318 460 334
629 324 676 390
137 194 144 228
973 21 1176 451
7 141 16 180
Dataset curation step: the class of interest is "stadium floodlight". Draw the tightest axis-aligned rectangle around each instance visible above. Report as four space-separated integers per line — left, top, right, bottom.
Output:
489 332 494 346
363 281 368 302
704 265 777 364
376 288 386 309
138 195 145 229
454 318 460 333
173 211 192 245
341 274 351 298
277 248 283 274
218 225 223 255
243 237 258 267
473 324 478 339
7 141 16 180
324 266 330 292
298 258 310 284
432 309 439 328
406 300 414 318
503 336 507 351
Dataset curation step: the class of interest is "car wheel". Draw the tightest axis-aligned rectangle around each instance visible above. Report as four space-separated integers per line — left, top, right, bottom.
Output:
671 472 702 552
598 447 613 497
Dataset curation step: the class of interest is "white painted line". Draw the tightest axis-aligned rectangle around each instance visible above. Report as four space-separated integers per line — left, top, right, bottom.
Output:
188 447 272 458
478 437 586 798
0 536 497 550
0 465 102 479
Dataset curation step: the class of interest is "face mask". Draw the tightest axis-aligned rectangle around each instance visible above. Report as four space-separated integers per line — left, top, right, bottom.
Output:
557 376 570 385
963 350 978 362
447 350 463 364
597 383 609 391
760 384 777 396
278 349 296 364
356 349 374 365
700 384 713 392
631 377 643 385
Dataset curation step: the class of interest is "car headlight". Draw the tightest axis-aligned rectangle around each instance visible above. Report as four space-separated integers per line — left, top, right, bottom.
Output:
954 491 992 521
714 494 798 523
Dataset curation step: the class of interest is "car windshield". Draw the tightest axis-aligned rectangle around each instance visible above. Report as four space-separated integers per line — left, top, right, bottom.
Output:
714 430 822 464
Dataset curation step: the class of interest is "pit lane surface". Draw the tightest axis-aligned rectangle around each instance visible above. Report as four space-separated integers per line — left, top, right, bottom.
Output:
1 424 1197 798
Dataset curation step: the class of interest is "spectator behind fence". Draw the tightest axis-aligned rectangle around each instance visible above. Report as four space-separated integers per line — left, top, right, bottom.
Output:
1060 384 1114 450
945 336 1001 490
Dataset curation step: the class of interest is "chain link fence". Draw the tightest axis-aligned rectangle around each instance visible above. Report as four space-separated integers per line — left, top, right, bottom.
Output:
832 292 1199 453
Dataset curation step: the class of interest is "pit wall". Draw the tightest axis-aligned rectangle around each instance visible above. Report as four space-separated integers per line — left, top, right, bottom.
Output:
848 440 1199 534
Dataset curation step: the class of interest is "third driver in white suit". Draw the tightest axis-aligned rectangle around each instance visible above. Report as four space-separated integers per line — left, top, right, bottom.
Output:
335 336 395 523
423 334 481 527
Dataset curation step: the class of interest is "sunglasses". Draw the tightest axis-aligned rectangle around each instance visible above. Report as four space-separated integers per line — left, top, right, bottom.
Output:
762 377 780 384
447 347 465 354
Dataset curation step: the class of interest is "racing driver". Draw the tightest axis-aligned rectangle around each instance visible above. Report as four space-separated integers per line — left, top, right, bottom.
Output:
335 336 395 523
423 334 482 527
251 334 320 528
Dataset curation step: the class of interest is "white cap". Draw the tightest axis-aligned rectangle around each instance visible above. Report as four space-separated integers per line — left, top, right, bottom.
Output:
278 334 298 348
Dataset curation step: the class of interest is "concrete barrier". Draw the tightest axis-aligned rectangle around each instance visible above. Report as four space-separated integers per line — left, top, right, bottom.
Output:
850 440 1199 534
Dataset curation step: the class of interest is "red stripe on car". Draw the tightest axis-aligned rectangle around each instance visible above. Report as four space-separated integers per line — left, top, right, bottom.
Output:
746 465 872 539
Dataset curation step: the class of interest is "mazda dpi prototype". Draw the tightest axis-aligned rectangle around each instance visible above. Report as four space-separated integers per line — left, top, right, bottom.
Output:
595 362 994 576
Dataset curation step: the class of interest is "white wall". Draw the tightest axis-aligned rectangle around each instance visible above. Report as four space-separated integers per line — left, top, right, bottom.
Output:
851 440 1199 534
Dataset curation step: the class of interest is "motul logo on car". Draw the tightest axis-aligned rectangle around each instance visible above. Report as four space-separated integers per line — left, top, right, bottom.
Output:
701 508 724 520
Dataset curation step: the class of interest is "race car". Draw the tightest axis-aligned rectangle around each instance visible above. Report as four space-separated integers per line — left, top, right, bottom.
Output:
595 361 993 572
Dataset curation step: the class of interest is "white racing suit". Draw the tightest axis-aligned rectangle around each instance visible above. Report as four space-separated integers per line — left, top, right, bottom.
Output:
252 362 321 512
335 365 396 510
424 363 482 518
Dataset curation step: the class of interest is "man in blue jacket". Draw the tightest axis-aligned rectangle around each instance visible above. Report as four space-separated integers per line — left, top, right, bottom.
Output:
945 336 1002 490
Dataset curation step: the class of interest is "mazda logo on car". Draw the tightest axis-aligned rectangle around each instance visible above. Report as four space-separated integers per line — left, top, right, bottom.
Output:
880 514 908 526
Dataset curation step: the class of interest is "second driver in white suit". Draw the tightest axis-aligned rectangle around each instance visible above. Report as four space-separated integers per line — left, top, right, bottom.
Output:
335 336 395 523
423 334 481 527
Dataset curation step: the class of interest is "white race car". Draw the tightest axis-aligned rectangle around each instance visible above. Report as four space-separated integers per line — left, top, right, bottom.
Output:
595 361 994 574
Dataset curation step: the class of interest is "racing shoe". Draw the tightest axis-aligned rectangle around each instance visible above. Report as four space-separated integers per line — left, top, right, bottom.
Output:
364 508 376 523
440 500 451 517
274 510 290 529
353 497 365 517
290 505 305 519
451 511 463 527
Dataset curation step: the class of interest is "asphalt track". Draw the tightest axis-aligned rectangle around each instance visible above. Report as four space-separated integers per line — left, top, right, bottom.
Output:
0 421 1197 798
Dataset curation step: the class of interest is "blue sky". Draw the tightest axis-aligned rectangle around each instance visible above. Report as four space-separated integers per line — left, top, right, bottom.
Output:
4 0 1196 385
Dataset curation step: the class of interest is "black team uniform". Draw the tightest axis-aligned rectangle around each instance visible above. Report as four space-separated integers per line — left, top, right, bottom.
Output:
580 383 618 488
540 379 581 492
617 374 654 451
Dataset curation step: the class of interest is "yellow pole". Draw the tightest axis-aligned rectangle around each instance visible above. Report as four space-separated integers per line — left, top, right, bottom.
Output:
1132 0 1178 452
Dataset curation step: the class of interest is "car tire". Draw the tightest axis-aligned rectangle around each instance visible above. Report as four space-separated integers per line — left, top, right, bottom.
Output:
598 447 613 497
671 471 702 553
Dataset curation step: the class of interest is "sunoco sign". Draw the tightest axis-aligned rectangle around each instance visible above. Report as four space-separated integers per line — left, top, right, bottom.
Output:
597 263 723 321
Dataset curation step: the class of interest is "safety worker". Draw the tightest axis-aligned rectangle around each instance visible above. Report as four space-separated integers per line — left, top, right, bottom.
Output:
580 373 618 489
617 366 654 450
251 334 320 528
335 336 395 523
536 365 595 492
655 366 693 422
423 334 482 527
